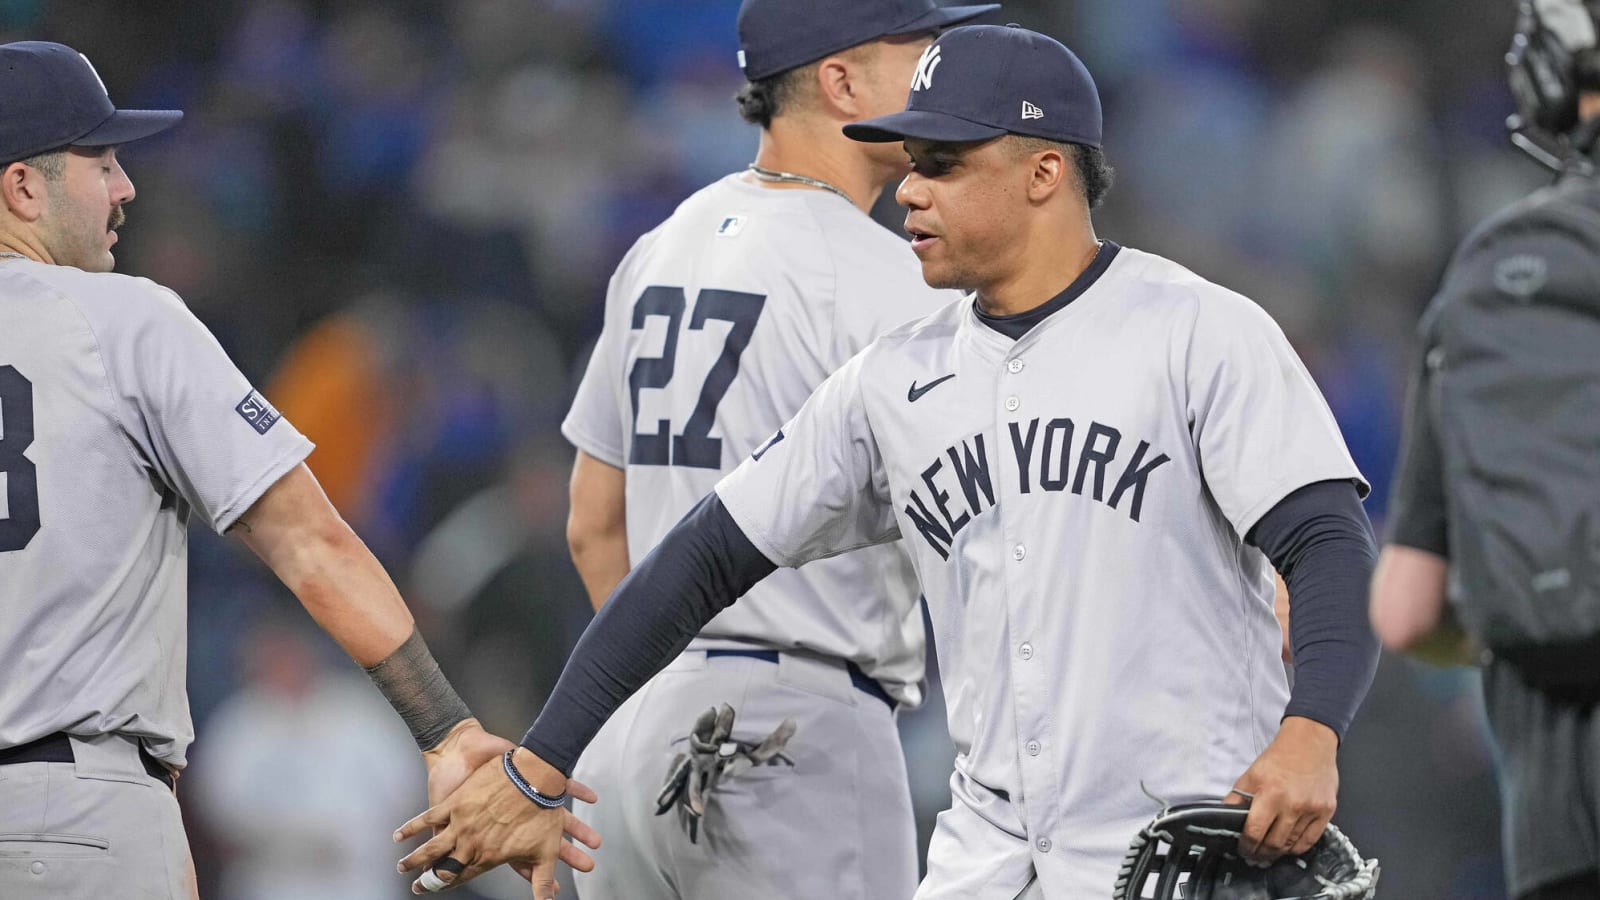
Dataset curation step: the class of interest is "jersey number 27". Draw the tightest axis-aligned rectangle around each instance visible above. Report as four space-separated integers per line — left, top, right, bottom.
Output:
0 365 41 552
628 286 766 470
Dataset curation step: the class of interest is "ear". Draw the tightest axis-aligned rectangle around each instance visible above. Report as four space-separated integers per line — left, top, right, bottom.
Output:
1024 145 1071 204
0 162 49 223
813 53 867 119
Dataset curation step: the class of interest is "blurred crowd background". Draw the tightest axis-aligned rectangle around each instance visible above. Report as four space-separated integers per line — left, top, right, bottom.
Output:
0 0 1549 897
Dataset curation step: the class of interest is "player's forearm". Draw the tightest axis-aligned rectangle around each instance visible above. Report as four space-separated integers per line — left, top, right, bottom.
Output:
267 516 415 665
235 465 474 749
1248 480 1380 740
523 493 778 774
1369 544 1452 652
234 465 413 664
567 450 631 610
568 523 630 611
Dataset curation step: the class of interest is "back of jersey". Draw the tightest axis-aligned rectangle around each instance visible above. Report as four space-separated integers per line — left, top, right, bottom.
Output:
0 259 310 764
563 174 953 700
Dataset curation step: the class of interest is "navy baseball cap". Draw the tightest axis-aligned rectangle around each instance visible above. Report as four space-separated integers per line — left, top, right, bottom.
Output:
0 41 182 164
844 24 1101 147
737 0 1000 81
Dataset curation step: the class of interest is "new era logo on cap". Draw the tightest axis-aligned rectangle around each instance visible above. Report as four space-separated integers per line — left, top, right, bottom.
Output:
1021 100 1043 119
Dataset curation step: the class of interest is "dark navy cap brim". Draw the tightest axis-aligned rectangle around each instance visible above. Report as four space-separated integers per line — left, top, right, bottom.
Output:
844 109 1007 143
885 3 1001 35
71 109 182 147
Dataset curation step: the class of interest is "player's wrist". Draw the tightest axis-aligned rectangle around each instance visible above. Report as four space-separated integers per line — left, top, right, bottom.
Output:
509 746 569 799
421 717 482 759
1277 715 1339 750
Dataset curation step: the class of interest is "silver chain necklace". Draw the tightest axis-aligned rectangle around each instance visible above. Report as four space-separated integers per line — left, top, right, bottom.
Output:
746 164 854 204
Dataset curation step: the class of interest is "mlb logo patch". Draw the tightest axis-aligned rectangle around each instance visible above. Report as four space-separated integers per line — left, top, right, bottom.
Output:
235 390 282 435
717 215 747 238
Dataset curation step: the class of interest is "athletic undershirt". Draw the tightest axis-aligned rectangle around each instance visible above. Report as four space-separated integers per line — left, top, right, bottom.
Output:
522 478 1376 773
1244 478 1380 739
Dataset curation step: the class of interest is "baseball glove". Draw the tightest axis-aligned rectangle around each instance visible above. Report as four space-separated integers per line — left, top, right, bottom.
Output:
654 703 796 843
1112 801 1379 900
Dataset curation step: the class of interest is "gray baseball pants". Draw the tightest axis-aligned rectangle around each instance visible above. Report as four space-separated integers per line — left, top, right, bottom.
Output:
0 733 193 899
571 647 917 899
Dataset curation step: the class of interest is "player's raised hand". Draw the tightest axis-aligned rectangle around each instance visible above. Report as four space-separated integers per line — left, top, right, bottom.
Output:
395 748 599 898
1224 715 1338 865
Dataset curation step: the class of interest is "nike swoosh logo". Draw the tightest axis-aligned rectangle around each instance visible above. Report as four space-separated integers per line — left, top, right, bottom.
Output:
907 373 956 402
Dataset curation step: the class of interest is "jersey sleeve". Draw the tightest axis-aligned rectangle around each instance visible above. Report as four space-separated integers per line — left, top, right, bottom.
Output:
561 265 632 468
715 349 900 567
1184 291 1368 538
1384 350 1448 555
92 281 313 533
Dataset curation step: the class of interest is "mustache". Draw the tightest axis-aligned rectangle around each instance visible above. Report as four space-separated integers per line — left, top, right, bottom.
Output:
108 206 125 230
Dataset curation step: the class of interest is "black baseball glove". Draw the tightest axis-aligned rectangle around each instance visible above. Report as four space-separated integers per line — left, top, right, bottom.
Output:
1113 801 1379 900
654 703 796 843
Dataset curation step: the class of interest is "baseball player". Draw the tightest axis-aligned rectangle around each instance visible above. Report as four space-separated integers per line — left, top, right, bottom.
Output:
0 41 595 899
561 1 993 896
399 24 1381 900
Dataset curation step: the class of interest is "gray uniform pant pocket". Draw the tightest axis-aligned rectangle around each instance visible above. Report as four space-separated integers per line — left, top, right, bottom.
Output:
0 759 189 899
0 832 112 856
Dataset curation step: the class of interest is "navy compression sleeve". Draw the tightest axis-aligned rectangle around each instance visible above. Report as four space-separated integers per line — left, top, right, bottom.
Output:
521 493 778 774
1245 479 1380 741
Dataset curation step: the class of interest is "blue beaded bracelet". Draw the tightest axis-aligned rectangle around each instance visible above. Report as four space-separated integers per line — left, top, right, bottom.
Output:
503 750 567 809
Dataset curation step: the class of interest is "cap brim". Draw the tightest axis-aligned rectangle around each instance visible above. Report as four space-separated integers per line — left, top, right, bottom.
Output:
72 109 183 147
886 4 1001 35
844 109 1007 143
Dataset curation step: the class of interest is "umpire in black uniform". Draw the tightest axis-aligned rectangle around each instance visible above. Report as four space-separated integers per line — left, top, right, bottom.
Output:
1371 2 1600 898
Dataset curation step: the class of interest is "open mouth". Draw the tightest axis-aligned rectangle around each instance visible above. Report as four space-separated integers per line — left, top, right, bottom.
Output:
906 223 939 251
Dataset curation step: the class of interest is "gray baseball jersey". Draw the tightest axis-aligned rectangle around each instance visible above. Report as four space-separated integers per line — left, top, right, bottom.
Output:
562 172 955 702
715 244 1366 898
0 257 312 767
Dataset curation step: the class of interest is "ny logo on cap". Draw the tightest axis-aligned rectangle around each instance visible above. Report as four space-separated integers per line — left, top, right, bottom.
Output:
1021 101 1044 120
911 44 942 92
78 53 109 97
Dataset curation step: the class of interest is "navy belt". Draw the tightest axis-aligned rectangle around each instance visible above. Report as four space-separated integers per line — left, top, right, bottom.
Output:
0 732 176 791
704 649 896 711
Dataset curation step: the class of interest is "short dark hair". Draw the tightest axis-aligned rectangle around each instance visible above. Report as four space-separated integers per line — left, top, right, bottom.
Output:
1009 136 1114 209
5 148 65 181
735 63 817 129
